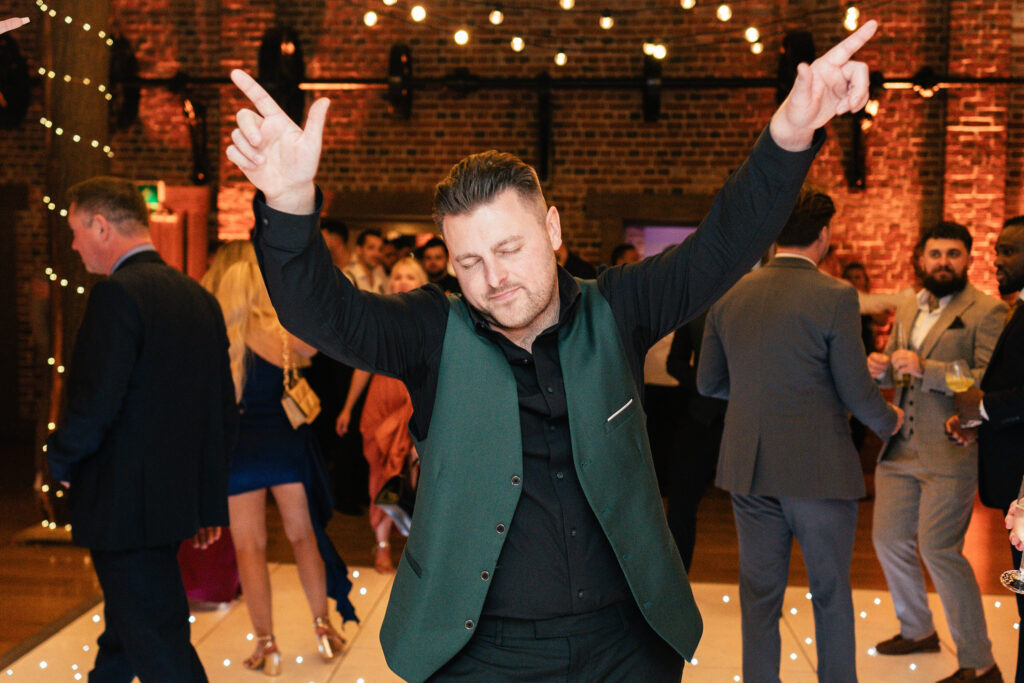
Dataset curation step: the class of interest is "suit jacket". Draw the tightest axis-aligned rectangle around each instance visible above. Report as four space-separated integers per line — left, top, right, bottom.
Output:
977 299 1024 509
879 284 1006 479
698 257 897 499
47 251 236 551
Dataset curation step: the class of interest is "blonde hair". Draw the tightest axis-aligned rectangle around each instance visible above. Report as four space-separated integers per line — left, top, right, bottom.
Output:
214 243 285 401
389 256 429 289
201 240 251 296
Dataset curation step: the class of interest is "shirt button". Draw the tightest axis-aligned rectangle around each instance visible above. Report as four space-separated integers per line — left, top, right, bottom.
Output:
546 386 554 393
577 590 584 599
511 475 521 486
496 523 506 534
481 571 490 581
556 471 564 480
570 528 577 537
465 620 475 630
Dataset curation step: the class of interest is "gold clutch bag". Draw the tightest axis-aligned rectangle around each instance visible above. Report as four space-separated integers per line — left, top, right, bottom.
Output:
280 329 321 429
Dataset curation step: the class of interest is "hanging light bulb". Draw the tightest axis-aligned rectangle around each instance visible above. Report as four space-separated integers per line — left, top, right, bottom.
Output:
744 26 759 43
750 41 764 55
559 0 575 9
843 6 860 31
510 36 525 52
652 43 667 60
454 28 469 45
363 11 378 26
554 49 567 65
411 5 427 21
681 0 696 8
716 3 732 21
489 5 504 25
600 11 614 30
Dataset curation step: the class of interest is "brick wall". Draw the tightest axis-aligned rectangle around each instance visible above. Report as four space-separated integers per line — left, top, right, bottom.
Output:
3 0 1022 418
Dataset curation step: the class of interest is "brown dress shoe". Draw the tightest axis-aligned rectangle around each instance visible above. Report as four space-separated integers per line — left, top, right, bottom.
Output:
935 664 1003 683
875 632 941 654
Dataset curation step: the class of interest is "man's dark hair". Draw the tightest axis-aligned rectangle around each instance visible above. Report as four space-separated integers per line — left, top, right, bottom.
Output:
355 228 382 247
66 176 149 235
609 243 637 265
916 221 972 253
433 150 544 229
841 261 866 278
775 188 835 248
422 236 449 256
1004 216 1024 231
321 218 349 243
390 234 416 250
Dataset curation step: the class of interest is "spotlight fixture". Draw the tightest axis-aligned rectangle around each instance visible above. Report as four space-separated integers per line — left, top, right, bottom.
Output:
716 3 732 21
510 36 525 52
554 49 567 65
652 43 667 60
642 41 656 56
411 5 426 21
600 11 614 30
489 5 504 25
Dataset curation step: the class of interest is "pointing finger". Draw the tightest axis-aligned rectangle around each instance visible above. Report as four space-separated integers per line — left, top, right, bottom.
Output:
822 19 878 67
231 68 286 119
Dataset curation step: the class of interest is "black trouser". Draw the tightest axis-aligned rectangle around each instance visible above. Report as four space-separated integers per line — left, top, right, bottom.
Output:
89 544 207 683
428 601 684 682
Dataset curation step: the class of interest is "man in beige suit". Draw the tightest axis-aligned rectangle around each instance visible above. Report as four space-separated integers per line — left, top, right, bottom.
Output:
868 222 1007 683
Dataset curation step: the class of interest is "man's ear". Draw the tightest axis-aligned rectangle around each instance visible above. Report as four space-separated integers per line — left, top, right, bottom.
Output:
91 213 112 242
546 205 563 252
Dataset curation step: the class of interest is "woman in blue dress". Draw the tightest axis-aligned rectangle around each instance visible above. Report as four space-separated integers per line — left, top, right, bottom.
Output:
216 244 356 675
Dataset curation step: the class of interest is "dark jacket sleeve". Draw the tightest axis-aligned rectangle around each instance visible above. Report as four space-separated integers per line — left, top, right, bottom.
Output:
598 126 825 355
985 385 1024 429
46 280 142 483
251 190 448 381
829 286 897 439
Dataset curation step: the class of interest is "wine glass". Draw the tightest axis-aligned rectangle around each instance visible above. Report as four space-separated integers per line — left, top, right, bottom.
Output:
893 322 910 387
944 359 974 393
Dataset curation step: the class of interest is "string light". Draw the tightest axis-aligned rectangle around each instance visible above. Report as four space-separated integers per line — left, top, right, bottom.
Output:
510 36 525 52
554 49 567 66
681 0 696 8
35 0 116 47
559 0 575 9
410 5 426 21
716 4 732 21
750 41 763 55
489 5 504 25
652 43 667 60
744 27 759 43
600 12 614 30
382 0 397 5
363 10 378 26
844 5 860 31
453 28 469 45
38 118 115 158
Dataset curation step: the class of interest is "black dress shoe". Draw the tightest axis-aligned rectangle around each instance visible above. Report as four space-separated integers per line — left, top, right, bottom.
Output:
936 664 1003 683
875 632 940 654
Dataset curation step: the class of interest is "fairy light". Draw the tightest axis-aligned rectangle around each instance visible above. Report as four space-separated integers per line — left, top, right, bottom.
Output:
681 0 696 8
34 1 117 49
363 11 378 26
716 3 732 21
410 5 426 21
453 28 470 45
751 42 764 55
652 43 667 60
382 0 397 4
38 118 115 158
510 36 525 52
599 12 614 30
559 0 575 9
554 49 567 66
844 5 860 31
642 41 656 56
489 5 504 25
745 27 759 43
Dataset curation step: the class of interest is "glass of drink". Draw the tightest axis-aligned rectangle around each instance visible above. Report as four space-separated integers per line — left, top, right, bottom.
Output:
945 359 974 393
893 322 910 387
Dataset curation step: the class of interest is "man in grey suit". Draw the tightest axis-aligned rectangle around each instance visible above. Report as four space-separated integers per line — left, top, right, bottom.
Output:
867 222 1007 683
699 188 902 683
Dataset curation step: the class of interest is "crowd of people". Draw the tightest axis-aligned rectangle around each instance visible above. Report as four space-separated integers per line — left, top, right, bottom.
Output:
16 10 1024 683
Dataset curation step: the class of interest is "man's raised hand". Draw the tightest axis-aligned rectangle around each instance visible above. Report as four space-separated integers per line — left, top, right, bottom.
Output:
769 20 878 152
226 69 330 214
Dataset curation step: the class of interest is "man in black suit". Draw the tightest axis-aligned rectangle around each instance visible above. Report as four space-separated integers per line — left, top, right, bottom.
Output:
955 216 1024 681
46 177 236 682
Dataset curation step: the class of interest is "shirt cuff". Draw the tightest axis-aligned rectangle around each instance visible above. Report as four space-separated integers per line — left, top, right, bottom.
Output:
252 187 325 252
980 399 989 421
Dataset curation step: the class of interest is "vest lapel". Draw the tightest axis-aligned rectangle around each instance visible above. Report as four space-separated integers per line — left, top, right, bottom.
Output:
918 287 973 359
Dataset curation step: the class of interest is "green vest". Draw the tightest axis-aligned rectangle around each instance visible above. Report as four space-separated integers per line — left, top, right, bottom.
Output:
379 282 702 682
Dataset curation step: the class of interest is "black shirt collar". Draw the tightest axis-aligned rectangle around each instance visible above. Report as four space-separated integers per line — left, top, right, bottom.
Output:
466 265 582 342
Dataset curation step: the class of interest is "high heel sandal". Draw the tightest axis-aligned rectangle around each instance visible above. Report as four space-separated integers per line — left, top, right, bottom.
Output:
243 634 281 676
313 616 347 660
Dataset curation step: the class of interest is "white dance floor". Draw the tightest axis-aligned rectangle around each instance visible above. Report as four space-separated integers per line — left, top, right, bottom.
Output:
4 563 1022 681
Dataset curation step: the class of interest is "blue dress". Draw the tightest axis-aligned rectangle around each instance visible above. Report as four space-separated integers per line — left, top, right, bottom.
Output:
228 350 358 623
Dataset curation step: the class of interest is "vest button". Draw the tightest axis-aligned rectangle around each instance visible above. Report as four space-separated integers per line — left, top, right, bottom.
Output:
496 523 506 534
481 571 490 581
511 475 521 486
465 620 475 630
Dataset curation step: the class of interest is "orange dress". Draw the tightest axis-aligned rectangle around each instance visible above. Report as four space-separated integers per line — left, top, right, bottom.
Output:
359 374 415 528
